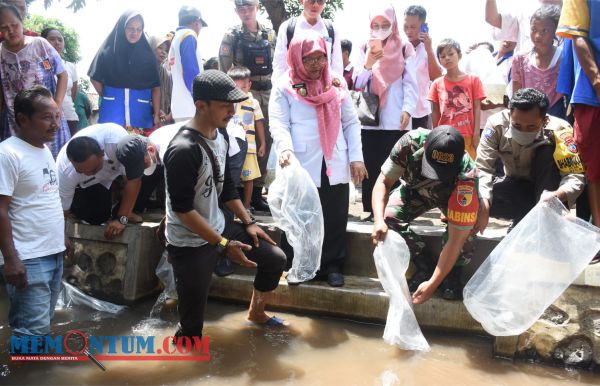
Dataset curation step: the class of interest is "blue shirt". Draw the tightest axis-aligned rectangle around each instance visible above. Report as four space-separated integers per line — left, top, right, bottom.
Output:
556 0 600 107
176 26 200 95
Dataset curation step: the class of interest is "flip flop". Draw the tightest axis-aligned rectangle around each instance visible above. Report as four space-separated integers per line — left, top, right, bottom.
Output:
246 316 289 327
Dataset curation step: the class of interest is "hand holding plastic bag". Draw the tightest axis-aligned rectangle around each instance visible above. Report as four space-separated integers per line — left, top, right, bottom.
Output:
267 159 324 283
374 231 430 351
464 197 600 336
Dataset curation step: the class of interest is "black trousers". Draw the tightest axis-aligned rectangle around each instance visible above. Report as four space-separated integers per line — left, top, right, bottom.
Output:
361 130 405 213
70 184 113 225
281 161 350 275
490 145 562 224
168 221 286 338
412 115 431 130
133 165 165 213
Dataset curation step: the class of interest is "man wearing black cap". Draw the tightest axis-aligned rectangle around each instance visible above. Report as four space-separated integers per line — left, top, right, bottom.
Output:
168 5 208 122
371 126 480 304
164 70 288 340
219 0 276 212
57 123 151 239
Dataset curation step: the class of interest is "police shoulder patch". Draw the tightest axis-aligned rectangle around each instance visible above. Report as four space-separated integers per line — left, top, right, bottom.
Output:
483 127 495 140
220 44 231 56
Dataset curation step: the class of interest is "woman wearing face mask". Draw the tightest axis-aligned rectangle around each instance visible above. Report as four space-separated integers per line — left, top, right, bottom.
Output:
270 31 367 287
353 4 418 221
148 33 174 126
88 10 160 135
42 27 79 136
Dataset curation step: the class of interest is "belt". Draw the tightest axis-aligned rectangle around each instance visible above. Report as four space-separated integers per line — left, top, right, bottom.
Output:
251 80 272 91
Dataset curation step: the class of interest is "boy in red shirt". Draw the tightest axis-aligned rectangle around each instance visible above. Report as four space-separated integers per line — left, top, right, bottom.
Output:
428 39 486 159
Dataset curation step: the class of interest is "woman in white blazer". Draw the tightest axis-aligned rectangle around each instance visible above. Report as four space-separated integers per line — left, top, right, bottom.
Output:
269 31 367 287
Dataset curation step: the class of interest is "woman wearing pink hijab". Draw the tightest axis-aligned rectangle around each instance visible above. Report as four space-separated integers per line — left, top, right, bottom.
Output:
354 4 419 220
269 31 367 287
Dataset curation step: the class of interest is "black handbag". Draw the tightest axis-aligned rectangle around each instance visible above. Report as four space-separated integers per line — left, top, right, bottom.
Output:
350 81 380 127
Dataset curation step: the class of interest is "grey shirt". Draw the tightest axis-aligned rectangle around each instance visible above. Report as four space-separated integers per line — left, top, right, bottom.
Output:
164 127 238 247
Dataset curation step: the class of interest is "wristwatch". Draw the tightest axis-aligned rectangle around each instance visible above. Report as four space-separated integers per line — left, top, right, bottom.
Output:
215 237 230 255
117 216 128 225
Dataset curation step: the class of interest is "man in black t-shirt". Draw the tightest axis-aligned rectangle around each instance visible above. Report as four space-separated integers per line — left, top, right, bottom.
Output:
164 70 288 341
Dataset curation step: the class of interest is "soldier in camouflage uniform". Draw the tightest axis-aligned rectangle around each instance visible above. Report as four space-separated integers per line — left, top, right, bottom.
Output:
372 126 480 303
219 0 276 212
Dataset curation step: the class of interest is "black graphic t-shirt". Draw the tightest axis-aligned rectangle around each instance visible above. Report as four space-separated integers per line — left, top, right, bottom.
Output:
164 127 238 247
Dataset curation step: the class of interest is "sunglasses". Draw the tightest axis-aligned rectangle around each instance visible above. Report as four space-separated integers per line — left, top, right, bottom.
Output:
306 0 326 5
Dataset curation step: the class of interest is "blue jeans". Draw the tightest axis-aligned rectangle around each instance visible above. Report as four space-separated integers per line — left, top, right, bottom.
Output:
5 253 63 336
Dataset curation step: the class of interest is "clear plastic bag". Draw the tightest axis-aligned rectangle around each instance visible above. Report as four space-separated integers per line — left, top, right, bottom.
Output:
464 197 600 336
267 160 324 283
155 250 177 299
56 281 126 314
374 230 430 351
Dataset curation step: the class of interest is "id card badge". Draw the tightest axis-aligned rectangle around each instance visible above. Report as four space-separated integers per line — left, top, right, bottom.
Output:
42 59 52 71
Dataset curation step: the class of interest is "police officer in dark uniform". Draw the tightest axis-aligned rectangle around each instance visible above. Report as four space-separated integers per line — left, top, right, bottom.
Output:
219 0 276 212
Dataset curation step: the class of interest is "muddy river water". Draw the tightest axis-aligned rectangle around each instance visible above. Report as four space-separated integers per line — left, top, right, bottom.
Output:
0 288 598 386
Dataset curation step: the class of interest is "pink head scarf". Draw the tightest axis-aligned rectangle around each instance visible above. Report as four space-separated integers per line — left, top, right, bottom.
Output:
285 31 345 175
369 4 414 106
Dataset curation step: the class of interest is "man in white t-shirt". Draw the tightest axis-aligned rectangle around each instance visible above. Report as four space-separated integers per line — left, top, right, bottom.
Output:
0 86 66 349
272 0 343 81
485 0 562 53
57 124 151 239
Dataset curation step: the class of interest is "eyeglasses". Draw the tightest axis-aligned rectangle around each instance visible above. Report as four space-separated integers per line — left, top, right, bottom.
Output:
302 56 327 66
306 0 326 5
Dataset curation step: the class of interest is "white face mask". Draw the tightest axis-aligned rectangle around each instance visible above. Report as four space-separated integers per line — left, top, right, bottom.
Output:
370 26 392 41
510 124 539 146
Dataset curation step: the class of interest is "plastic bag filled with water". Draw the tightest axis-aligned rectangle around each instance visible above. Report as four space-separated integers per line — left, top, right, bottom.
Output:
267 160 324 283
463 197 600 336
374 230 430 351
56 281 126 314
156 250 177 299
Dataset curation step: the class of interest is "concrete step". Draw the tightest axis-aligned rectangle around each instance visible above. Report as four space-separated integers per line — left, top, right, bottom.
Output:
255 212 506 281
208 273 486 335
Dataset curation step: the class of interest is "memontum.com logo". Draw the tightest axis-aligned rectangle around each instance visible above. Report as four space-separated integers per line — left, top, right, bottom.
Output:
10 330 210 365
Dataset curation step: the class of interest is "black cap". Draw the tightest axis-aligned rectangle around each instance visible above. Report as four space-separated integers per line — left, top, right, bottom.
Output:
421 125 465 183
193 70 249 103
116 135 148 180
178 6 208 27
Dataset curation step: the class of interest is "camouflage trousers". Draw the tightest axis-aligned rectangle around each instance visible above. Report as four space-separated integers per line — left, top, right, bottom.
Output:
384 185 475 269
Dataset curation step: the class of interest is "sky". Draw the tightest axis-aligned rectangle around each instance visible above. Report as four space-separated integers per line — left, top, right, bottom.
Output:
27 0 531 79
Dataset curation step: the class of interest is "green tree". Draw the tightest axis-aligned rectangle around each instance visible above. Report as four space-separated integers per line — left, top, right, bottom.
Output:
261 0 344 31
24 14 81 62
25 0 86 12
31 0 344 32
